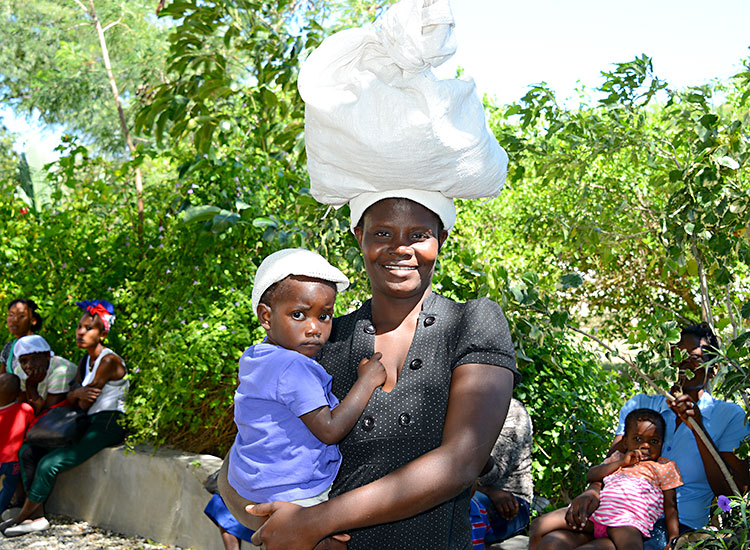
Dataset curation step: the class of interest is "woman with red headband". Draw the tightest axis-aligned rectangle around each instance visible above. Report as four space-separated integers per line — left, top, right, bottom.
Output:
2 300 129 537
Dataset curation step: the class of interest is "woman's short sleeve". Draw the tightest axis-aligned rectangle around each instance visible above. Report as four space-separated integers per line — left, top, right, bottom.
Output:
453 298 519 385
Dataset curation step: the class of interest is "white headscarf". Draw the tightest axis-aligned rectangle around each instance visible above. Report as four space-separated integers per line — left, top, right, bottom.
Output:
298 0 508 231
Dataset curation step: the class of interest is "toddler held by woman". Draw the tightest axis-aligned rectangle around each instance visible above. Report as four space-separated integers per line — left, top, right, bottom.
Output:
219 248 386 531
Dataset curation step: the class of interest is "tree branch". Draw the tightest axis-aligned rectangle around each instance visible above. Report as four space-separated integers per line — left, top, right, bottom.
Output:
725 284 739 340
86 0 144 245
691 235 718 344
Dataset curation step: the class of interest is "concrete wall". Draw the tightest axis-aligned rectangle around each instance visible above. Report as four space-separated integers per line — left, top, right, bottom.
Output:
46 444 258 550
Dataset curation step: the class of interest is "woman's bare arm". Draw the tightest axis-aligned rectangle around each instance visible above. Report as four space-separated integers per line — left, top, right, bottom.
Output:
67 354 125 409
250 363 514 549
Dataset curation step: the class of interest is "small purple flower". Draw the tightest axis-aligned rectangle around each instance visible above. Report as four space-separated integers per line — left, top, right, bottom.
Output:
79 267 85 272
159 225 164 232
159 243 164 249
132 322 138 328
202 322 209 329
133 367 141 374
718 495 731 513
193 280 199 285
148 244 154 249
178 306 182 311
180 320 186 324
234 302 240 307
194 266 200 270
187 189 193 194
188 299 192 304
62 262 67 269
218 325 227 330
166 268 171 274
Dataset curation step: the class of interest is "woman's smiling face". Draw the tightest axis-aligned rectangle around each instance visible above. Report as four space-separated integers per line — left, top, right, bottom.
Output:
354 199 447 301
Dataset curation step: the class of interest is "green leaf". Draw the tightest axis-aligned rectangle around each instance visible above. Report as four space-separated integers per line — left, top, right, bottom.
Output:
560 273 583 289
252 217 279 228
686 258 698 277
180 205 221 224
716 156 740 170
741 300 750 320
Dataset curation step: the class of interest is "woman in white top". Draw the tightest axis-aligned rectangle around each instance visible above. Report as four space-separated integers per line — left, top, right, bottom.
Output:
2 300 128 537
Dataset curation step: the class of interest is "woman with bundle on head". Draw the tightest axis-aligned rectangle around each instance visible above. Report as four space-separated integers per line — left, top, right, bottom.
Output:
243 1 519 548
2 300 129 537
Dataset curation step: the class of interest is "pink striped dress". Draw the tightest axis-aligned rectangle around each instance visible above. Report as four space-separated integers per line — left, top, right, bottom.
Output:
590 451 683 536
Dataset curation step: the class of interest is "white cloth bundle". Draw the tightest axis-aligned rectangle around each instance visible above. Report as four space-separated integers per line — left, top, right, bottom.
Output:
298 0 508 228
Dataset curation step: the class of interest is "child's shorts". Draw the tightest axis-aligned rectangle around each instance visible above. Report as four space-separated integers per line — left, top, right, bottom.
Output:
217 452 331 531
591 519 608 539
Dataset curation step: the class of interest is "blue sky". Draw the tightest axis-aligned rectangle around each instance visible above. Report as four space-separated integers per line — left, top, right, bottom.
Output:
435 0 750 105
3 0 750 156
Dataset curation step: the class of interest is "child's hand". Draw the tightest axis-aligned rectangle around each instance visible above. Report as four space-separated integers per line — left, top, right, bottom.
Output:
357 352 386 387
622 450 640 467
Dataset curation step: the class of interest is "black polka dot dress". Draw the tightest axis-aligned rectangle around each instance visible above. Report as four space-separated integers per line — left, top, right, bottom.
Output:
318 292 519 549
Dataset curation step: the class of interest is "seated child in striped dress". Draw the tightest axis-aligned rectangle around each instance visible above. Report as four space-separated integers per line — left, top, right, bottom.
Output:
532 408 682 550
587 408 682 549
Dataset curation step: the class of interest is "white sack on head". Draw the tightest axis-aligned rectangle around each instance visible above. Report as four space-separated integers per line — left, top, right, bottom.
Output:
298 0 508 210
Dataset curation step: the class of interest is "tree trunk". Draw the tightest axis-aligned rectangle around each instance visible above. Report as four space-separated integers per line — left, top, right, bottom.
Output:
84 0 145 246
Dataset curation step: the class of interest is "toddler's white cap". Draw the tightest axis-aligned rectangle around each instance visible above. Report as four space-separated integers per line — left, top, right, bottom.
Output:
14 334 53 358
251 248 350 317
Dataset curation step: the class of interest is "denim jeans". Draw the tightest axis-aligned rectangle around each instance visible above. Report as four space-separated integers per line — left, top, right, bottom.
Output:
643 518 693 550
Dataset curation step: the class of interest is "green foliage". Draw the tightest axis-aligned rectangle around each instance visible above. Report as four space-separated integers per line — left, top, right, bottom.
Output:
0 0 169 154
681 495 750 549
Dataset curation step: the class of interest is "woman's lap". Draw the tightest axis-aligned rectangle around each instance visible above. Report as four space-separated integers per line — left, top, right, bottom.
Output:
21 411 126 502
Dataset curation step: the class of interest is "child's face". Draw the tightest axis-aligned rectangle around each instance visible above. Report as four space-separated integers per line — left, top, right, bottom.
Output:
624 419 663 461
259 277 336 358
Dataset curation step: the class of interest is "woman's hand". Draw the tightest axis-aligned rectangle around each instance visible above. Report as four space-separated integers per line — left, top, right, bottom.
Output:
483 487 519 520
669 394 702 428
26 364 47 385
68 386 101 408
249 501 345 550
564 487 600 530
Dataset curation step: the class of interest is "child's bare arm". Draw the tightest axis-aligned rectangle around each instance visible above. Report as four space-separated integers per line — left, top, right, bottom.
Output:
300 353 386 445
663 488 679 546
586 451 637 483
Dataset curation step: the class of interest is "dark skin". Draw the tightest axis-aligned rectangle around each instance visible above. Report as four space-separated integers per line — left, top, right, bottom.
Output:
6 302 36 339
17 351 67 414
257 276 386 445
0 372 21 407
8 312 126 529
532 334 750 550
478 487 520 521
247 199 514 550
